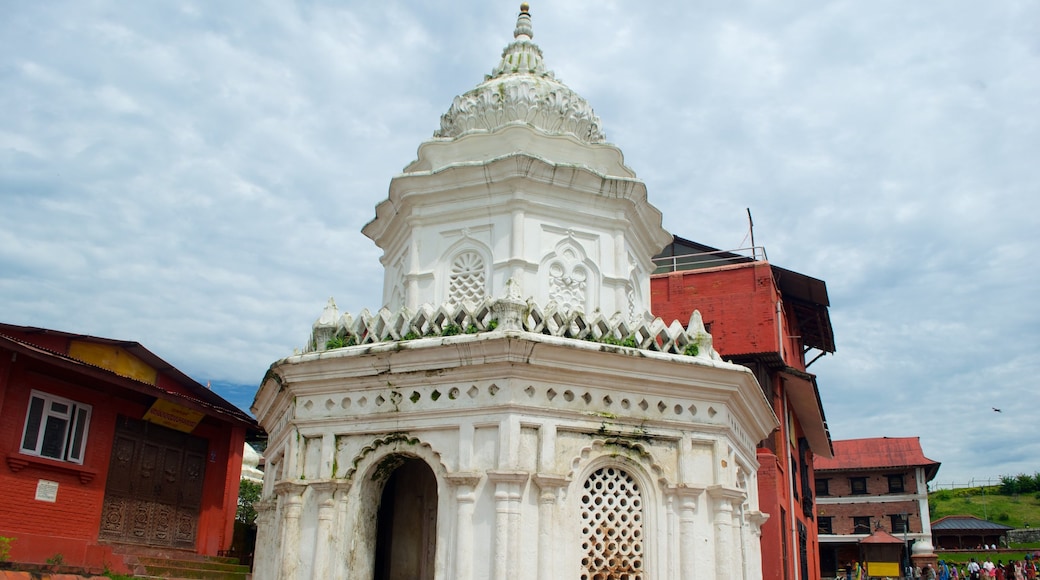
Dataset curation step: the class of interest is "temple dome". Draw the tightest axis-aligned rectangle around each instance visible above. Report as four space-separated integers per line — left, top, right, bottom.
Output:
434 4 605 144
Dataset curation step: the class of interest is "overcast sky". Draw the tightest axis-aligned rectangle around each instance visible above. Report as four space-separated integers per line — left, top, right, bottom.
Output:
2 1 1037 486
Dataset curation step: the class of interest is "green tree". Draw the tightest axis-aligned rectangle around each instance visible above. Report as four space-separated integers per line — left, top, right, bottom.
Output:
236 480 262 525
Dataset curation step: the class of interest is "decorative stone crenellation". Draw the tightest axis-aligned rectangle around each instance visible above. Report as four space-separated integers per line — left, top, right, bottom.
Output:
308 295 719 360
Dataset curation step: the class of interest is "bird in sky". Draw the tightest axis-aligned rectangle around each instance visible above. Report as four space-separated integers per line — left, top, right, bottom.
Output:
993 408 1002 413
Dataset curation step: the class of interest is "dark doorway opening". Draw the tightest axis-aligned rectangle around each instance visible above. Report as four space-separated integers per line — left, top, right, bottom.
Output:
373 457 438 580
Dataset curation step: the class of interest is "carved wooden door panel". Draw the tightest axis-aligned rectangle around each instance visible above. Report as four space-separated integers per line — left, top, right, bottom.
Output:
99 416 207 549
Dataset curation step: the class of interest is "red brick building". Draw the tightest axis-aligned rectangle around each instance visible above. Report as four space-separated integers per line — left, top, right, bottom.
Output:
0 323 258 572
813 437 940 578
652 236 836 580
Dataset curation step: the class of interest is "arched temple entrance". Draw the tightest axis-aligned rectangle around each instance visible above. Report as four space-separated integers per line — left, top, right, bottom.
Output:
373 457 438 580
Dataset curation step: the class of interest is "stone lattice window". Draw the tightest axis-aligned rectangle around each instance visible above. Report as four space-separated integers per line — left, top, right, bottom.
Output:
579 466 644 579
448 251 486 305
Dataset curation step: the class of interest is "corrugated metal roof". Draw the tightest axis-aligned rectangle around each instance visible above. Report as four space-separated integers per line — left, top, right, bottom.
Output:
0 323 257 429
931 515 1014 532
813 437 941 481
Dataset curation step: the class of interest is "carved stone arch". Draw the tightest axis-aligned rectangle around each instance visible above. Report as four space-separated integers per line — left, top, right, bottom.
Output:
343 434 450 580
343 433 449 483
540 235 600 314
440 239 492 307
567 439 668 488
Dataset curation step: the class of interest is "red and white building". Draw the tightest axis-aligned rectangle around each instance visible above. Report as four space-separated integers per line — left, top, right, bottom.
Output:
0 323 258 572
813 437 941 577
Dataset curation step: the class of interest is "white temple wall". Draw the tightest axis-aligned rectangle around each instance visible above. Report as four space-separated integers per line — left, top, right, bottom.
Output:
255 411 763 579
374 164 662 318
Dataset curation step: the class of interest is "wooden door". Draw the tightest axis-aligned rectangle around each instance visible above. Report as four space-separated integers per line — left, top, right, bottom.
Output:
99 416 207 549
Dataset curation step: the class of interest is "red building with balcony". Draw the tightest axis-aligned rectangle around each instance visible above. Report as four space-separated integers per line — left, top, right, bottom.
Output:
652 236 836 580
0 323 258 572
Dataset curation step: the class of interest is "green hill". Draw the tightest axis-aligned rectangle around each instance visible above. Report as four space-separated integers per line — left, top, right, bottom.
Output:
930 486 1040 529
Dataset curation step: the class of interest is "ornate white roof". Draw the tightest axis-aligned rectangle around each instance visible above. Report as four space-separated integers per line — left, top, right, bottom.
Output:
434 4 605 144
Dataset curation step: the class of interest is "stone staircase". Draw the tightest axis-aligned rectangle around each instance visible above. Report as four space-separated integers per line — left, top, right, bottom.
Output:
111 545 251 580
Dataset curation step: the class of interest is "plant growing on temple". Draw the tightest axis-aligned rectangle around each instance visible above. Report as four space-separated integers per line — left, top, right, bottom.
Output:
237 480 262 525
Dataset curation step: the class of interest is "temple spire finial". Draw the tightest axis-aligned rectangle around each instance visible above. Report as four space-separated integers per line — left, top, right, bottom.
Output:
515 3 533 40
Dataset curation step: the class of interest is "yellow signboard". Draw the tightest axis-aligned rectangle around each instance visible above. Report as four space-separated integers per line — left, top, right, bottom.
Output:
143 399 204 433
69 341 158 385
868 562 901 577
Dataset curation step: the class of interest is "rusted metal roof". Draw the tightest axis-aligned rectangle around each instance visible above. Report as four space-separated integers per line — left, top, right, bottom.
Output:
813 437 940 481
0 323 258 430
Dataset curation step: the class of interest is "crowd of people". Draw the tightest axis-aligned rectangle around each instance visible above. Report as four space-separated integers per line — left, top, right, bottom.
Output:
842 556 1039 580
915 557 1039 580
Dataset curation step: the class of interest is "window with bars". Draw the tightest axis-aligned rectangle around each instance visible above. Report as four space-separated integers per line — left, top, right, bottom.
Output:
579 466 644 580
815 478 830 496
887 474 905 493
818 516 833 535
850 477 868 495
853 516 872 534
890 514 909 533
20 390 91 464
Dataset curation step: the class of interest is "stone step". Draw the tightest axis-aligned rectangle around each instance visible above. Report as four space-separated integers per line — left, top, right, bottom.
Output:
135 557 250 574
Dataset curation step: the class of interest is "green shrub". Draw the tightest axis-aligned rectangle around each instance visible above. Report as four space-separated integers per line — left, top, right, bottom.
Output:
236 480 262 525
0 536 13 562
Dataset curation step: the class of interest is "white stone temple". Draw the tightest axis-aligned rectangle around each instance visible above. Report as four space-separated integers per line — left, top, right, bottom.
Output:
251 5 777 579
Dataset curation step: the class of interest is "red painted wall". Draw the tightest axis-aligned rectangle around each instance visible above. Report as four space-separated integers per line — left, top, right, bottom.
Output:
0 338 247 571
651 263 782 357
652 262 823 580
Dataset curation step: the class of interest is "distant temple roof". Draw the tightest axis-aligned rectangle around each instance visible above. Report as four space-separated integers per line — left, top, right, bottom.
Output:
931 515 1014 532
814 437 940 481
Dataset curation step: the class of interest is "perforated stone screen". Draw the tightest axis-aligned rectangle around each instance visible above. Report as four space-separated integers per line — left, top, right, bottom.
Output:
448 251 486 305
579 466 644 580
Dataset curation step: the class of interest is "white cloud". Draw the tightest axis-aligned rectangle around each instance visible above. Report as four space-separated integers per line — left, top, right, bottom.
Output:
1 0 1037 483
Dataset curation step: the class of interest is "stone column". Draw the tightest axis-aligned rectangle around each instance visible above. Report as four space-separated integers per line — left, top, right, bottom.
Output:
747 511 770 580
446 473 483 580
533 474 568 580
275 481 307 580
310 481 346 579
487 470 529 580
673 485 705 580
253 498 279 580
708 486 744 580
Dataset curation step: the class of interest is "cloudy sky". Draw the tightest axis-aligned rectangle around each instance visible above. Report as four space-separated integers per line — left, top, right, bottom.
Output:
2 1 1037 485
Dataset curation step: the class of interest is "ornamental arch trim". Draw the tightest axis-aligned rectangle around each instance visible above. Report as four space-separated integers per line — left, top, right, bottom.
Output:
343 433 450 485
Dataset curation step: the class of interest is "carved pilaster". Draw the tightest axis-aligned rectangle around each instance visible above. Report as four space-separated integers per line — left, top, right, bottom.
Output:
670 485 706 580
275 481 307 580
446 473 483 580
487 470 529 580
533 474 569 580
708 485 745 580
310 481 349 579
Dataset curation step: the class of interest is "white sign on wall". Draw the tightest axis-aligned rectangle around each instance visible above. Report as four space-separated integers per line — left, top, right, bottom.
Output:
35 479 59 502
